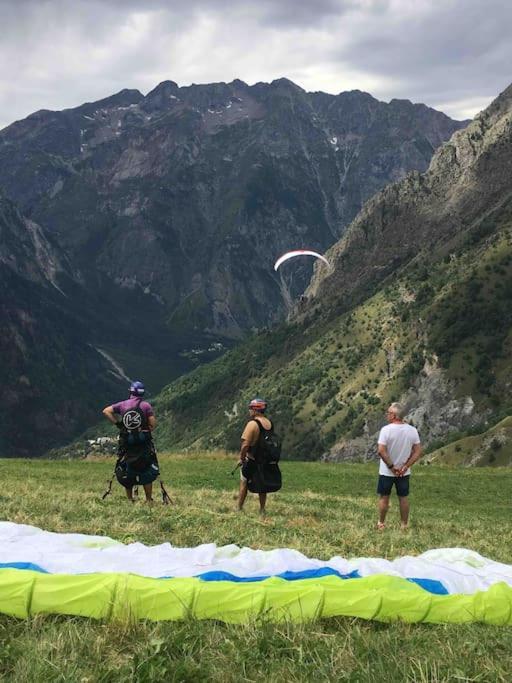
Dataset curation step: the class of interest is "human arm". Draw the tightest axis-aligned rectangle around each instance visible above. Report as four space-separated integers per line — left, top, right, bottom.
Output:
239 420 258 464
102 406 118 425
399 443 422 474
378 443 400 474
148 415 157 431
239 439 251 464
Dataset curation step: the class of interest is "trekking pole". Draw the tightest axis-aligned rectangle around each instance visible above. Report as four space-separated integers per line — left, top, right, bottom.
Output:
230 462 241 476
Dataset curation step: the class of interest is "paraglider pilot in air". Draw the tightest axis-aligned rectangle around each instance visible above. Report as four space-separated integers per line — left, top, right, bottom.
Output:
102 381 160 503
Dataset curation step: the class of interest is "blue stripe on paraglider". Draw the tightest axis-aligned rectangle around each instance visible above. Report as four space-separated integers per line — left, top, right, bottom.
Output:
0 562 49 573
407 577 449 595
0 562 449 595
196 567 361 583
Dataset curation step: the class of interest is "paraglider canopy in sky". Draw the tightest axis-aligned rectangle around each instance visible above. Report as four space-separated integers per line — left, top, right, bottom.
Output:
274 250 331 272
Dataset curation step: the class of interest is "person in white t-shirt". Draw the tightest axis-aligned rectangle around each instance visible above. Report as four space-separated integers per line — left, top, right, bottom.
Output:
376 402 422 530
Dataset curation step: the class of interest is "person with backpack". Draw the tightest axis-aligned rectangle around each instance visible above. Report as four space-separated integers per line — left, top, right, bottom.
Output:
237 398 282 515
102 380 160 503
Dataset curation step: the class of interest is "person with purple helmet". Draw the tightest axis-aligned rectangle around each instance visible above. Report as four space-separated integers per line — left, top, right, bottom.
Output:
102 380 159 503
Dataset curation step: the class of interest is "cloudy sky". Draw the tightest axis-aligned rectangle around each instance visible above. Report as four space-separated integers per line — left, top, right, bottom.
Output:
2 0 511 129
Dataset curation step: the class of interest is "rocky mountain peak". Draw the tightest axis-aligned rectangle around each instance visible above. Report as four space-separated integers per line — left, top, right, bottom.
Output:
77 88 144 113
270 77 305 92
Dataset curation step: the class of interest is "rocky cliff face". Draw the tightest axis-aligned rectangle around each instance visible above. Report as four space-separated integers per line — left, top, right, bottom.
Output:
307 83 512 309
0 195 127 455
0 79 465 340
304 83 512 459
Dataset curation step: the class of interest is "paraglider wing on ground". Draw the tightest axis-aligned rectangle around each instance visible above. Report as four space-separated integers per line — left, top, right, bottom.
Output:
1 523 512 624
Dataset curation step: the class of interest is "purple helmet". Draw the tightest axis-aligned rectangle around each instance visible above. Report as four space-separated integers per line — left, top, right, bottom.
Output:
129 380 145 397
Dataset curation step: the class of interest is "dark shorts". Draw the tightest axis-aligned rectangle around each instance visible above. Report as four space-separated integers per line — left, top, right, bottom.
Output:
377 475 410 497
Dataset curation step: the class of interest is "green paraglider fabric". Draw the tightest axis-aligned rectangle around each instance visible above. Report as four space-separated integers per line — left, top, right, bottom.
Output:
1 570 511 624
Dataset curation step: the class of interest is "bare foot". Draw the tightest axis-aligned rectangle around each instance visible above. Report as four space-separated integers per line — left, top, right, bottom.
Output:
400 523 409 531
376 521 386 531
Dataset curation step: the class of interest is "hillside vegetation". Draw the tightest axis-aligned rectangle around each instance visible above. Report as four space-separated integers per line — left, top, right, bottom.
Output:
0 456 511 681
148 85 512 462
153 215 512 460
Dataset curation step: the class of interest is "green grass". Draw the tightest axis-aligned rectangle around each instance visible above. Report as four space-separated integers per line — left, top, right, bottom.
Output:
1 456 512 682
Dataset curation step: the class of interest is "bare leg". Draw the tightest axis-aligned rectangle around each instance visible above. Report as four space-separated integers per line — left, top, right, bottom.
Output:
258 493 267 515
125 487 135 502
238 480 248 510
398 496 409 528
377 495 390 528
143 483 153 503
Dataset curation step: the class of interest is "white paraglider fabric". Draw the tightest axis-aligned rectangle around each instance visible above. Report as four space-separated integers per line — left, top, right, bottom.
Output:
274 250 330 271
1 522 511 595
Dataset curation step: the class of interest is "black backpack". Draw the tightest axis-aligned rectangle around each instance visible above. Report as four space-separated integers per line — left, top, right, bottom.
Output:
251 418 282 464
247 462 282 494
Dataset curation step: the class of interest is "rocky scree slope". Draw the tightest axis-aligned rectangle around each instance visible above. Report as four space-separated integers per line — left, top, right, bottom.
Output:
147 84 512 463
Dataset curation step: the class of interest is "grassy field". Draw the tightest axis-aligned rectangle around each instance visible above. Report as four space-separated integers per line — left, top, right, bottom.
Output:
0 455 511 682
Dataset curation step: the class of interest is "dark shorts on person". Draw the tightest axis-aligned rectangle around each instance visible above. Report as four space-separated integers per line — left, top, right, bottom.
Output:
377 475 410 497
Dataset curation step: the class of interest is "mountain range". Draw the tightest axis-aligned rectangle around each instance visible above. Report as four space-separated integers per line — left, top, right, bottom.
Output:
0 78 466 456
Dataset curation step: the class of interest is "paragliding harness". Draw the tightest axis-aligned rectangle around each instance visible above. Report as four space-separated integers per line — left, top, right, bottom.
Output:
102 465 172 504
245 418 282 494
101 399 172 504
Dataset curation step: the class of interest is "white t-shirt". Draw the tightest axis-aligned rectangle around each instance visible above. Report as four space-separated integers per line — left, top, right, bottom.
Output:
378 423 420 476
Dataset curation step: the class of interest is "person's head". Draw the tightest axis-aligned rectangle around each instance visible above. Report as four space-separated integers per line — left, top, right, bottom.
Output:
129 380 145 397
386 402 405 422
248 397 267 416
